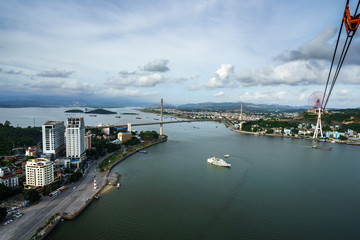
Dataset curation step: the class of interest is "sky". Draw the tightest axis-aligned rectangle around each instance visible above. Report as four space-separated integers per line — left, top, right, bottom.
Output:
0 0 360 108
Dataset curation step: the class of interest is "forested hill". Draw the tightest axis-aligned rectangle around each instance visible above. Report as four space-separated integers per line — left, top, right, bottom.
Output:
0 121 41 155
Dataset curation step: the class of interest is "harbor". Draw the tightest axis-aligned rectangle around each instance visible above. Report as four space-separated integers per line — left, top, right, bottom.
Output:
48 121 360 240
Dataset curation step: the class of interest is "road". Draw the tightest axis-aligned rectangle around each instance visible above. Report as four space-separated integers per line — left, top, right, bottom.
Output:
0 153 112 240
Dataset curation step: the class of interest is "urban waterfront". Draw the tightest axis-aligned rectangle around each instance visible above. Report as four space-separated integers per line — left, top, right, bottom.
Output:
1 108 360 239
43 119 360 239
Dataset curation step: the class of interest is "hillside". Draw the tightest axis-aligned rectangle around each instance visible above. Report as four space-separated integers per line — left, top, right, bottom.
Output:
177 102 307 112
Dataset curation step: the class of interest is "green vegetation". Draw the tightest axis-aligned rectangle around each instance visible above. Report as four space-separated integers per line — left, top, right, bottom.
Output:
123 137 140 146
0 184 22 201
0 121 41 155
339 135 348 140
24 189 41 202
88 138 121 159
341 123 360 132
299 112 318 122
323 110 360 124
242 119 298 132
64 109 83 113
31 212 60 239
139 131 159 140
70 171 83 182
0 207 7 221
85 108 116 114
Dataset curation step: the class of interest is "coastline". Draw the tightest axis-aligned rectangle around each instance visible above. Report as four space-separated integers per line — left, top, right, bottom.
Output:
28 135 168 239
227 122 360 146
65 135 168 219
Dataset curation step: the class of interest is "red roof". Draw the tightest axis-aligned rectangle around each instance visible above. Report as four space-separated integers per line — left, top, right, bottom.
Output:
16 169 23 173
0 174 17 180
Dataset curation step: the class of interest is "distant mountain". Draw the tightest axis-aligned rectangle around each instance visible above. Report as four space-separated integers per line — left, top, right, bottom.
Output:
177 102 308 112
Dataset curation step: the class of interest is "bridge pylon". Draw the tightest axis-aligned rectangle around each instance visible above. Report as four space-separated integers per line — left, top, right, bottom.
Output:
160 98 163 136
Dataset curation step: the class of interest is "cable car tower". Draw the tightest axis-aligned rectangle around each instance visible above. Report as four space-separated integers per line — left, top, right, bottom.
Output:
311 0 360 140
309 92 326 139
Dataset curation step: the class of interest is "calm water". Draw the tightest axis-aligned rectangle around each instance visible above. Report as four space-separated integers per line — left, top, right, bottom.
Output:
45 120 360 239
0 107 171 128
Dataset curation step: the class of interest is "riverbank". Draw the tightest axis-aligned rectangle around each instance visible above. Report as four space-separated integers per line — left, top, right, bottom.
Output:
229 123 360 146
38 135 168 238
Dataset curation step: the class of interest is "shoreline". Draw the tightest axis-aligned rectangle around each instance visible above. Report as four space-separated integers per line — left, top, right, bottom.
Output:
32 135 168 239
228 124 360 146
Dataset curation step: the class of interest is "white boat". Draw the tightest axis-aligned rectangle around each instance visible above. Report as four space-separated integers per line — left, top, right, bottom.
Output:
117 183 120 188
224 154 230 158
207 157 231 167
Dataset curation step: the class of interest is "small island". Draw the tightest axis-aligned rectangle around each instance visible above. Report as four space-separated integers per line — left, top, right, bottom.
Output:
65 108 117 114
65 109 84 113
85 108 117 114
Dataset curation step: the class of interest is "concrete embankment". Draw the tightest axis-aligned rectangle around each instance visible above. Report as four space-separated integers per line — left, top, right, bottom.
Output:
28 136 168 239
63 136 168 220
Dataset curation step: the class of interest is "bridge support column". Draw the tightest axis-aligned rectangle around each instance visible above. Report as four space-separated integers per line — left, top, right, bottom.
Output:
160 98 163 136
127 123 131 132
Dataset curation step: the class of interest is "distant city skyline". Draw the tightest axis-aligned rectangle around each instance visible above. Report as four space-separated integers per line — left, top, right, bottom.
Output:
1 0 360 108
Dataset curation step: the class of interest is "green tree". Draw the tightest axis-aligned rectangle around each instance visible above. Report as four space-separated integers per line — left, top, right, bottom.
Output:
339 135 348 140
24 189 41 202
124 137 140 146
266 129 274 134
0 207 7 221
70 171 83 182
4 120 10 127
0 184 11 201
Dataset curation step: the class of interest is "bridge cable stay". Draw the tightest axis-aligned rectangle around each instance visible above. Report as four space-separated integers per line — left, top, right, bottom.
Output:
321 0 360 109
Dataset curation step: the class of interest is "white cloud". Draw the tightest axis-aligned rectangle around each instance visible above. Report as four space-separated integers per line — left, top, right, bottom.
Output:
37 69 75 78
213 91 224 97
136 73 164 87
204 64 236 89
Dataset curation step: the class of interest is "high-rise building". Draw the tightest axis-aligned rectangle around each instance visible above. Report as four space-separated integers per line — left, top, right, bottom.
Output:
66 117 86 163
42 121 65 156
25 158 54 188
85 134 92 150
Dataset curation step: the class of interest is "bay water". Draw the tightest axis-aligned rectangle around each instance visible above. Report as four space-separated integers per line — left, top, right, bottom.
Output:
1 108 359 239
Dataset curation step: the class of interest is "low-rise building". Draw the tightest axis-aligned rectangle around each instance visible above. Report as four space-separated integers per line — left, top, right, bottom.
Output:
25 146 39 158
0 174 19 187
118 132 132 143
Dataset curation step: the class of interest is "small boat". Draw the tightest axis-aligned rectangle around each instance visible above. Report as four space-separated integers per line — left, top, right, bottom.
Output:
115 116 121 118
312 146 333 151
117 183 120 188
94 194 100 199
207 157 231 167
154 118 159 120
224 154 230 158
136 117 141 119
89 115 97 117
138 150 147 154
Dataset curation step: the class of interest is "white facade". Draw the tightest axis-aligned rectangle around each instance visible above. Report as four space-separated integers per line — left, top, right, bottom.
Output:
66 117 85 161
0 174 19 188
25 158 54 187
42 121 65 155
0 167 9 177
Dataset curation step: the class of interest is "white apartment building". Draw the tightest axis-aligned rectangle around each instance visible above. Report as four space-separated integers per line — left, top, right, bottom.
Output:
25 158 54 187
0 167 19 188
42 121 65 156
66 117 86 162
0 174 19 188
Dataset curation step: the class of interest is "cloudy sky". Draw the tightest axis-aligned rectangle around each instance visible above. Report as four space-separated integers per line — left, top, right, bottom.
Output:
1 0 360 107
